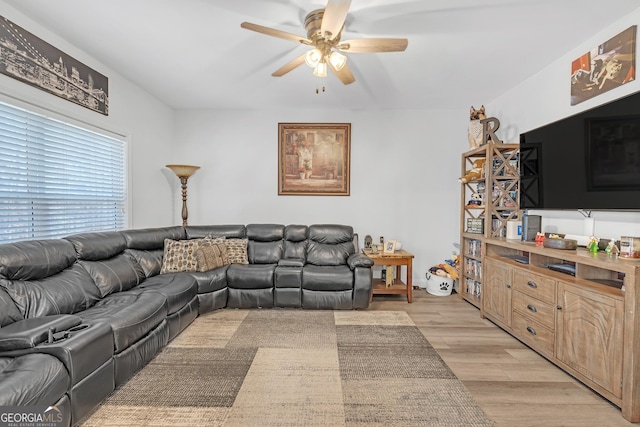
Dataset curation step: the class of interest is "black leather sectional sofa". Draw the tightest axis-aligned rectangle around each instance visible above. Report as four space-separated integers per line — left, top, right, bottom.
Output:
0 223 373 426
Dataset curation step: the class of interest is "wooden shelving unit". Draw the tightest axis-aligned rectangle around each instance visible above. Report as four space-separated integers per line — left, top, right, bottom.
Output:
459 141 520 309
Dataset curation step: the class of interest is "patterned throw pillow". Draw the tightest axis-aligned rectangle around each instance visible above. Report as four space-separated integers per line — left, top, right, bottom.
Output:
199 237 228 265
160 238 200 273
225 238 249 264
195 241 229 271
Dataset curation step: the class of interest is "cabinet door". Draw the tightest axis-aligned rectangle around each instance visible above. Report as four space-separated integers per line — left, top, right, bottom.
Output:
556 282 624 398
483 258 512 327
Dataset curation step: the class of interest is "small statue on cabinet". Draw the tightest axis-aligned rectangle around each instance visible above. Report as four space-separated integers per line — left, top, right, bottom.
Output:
605 239 619 256
468 106 486 149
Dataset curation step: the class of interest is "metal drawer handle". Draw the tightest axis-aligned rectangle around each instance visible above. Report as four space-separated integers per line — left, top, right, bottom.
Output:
526 326 537 336
527 304 537 313
527 281 538 289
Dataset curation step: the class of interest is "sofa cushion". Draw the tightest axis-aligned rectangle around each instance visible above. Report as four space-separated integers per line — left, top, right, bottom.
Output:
125 248 163 278
184 224 245 240
306 241 353 266
246 224 284 241
308 224 354 245
306 224 355 266
79 254 146 298
284 224 308 242
77 291 168 353
245 224 284 264
227 264 274 289
122 226 186 251
189 267 229 294
0 264 102 319
225 239 249 265
248 240 283 264
195 242 229 271
302 265 354 291
65 231 127 261
0 288 23 327
284 225 308 259
130 273 198 315
0 354 70 406
0 239 76 281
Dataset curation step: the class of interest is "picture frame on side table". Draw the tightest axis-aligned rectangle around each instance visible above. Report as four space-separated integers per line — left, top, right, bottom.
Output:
278 123 351 196
384 240 397 254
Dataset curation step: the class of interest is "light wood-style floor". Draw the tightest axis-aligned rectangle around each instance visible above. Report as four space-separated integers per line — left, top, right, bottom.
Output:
370 290 635 427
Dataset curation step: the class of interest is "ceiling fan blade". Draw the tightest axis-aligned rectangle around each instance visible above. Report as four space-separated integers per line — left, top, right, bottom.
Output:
338 38 408 53
320 0 351 40
272 53 307 77
241 22 312 45
329 61 355 85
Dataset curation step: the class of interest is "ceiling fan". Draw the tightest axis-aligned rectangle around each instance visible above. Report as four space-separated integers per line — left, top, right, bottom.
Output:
240 0 408 85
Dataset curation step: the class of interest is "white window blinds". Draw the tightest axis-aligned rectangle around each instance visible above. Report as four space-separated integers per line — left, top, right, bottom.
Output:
0 101 127 243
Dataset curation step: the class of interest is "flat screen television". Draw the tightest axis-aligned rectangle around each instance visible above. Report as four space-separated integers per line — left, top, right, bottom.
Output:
520 90 640 210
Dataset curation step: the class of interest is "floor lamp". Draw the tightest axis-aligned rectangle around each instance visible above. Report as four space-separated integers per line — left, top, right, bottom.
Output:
166 164 200 226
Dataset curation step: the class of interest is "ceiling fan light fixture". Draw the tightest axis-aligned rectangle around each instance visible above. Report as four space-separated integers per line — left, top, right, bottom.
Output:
313 61 328 78
305 48 322 68
328 51 347 71
240 0 408 86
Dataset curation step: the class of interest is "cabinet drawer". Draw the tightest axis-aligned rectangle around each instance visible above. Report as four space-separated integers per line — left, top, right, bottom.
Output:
512 311 555 357
512 290 555 330
513 270 556 304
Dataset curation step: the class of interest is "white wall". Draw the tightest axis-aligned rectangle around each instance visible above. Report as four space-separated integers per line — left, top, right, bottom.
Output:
0 2 176 228
487 9 640 240
175 108 468 286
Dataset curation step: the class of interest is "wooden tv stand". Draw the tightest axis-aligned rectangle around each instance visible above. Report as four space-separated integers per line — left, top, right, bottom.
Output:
481 238 640 422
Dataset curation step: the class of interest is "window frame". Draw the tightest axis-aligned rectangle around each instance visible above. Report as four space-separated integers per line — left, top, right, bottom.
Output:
0 94 130 243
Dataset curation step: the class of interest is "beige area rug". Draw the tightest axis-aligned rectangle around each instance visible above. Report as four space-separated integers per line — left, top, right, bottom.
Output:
80 310 494 426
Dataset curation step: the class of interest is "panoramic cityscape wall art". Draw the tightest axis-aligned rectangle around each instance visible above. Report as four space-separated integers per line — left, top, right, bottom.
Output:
0 15 109 115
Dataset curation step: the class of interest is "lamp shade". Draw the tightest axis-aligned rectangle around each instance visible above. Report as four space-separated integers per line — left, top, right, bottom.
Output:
166 164 200 178
313 61 328 78
328 51 347 71
305 48 322 68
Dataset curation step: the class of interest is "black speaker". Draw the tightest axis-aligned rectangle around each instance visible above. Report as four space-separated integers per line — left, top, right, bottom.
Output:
522 214 541 241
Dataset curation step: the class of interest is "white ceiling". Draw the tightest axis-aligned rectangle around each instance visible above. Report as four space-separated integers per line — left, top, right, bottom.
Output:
5 0 640 110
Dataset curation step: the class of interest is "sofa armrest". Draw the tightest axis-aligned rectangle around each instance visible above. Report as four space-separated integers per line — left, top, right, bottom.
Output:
347 253 374 269
0 315 82 351
278 258 305 267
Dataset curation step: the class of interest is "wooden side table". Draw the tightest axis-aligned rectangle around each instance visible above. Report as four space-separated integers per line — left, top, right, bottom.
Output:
366 249 414 303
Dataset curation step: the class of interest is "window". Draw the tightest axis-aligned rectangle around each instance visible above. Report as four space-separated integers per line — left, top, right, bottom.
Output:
0 101 127 243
